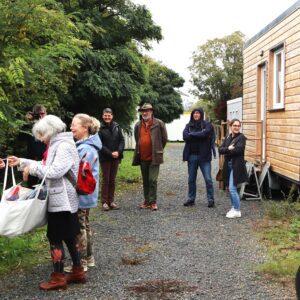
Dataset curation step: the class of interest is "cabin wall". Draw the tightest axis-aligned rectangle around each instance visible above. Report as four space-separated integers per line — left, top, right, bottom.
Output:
243 8 300 182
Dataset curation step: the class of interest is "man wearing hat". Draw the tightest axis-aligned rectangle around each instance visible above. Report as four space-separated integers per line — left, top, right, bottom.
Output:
132 103 168 210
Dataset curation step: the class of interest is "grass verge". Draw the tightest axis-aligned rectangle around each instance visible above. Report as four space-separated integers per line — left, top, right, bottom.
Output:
0 227 48 276
254 199 300 287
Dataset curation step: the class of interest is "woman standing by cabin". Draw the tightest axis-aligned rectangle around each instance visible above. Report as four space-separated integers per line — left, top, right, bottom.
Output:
219 119 248 218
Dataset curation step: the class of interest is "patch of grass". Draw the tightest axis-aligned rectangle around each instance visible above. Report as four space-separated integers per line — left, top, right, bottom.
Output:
117 150 141 184
263 200 298 219
256 257 299 277
114 150 141 197
255 200 300 284
0 227 48 275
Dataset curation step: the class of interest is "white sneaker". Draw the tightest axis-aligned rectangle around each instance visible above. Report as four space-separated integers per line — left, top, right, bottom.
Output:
226 209 241 218
64 265 73 273
87 256 95 267
81 259 88 272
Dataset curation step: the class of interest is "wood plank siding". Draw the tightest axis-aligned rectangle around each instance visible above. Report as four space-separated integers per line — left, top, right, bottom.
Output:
243 1 300 183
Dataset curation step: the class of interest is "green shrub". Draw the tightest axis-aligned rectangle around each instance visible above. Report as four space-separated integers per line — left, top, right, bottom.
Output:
263 200 298 219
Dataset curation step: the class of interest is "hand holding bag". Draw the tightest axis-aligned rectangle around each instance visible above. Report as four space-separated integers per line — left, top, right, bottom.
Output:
0 163 49 237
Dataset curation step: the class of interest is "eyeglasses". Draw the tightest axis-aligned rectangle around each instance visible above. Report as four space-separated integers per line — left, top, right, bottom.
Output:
232 125 241 127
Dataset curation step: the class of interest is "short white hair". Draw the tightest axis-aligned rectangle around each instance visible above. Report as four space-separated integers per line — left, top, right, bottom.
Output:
32 115 66 141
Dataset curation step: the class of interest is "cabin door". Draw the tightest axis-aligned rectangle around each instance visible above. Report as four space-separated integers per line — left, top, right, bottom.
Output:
260 65 267 162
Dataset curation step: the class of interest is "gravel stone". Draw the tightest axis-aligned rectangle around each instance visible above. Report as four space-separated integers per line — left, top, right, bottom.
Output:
0 143 296 299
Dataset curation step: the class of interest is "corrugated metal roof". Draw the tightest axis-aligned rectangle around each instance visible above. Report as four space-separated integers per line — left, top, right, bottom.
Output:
244 0 300 49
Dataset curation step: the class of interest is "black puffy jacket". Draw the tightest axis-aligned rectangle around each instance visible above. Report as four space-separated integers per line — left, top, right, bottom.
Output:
99 121 125 162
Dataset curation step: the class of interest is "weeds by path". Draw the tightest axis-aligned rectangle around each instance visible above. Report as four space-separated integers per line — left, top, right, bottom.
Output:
254 200 300 289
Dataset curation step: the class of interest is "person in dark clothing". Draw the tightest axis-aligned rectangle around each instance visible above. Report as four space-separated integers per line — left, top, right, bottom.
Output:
99 108 125 211
26 104 47 187
182 108 215 208
219 118 248 218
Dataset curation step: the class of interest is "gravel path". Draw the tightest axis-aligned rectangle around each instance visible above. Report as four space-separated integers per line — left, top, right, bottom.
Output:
0 143 296 299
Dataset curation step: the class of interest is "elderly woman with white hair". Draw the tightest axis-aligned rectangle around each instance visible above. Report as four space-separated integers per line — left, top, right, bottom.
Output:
8 115 85 290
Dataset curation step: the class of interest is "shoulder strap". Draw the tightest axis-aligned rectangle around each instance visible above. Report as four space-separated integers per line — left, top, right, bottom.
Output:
54 140 78 187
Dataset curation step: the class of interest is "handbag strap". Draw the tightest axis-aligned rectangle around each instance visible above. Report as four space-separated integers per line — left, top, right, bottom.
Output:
3 162 16 191
33 167 50 200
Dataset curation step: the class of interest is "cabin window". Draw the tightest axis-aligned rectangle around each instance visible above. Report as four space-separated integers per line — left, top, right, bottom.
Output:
273 47 284 109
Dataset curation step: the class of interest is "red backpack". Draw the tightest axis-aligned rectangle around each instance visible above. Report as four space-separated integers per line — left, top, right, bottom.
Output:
65 151 97 195
76 159 96 195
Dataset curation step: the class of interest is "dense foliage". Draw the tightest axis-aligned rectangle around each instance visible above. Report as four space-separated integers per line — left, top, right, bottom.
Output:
0 0 89 153
59 0 163 129
140 57 184 123
0 0 184 155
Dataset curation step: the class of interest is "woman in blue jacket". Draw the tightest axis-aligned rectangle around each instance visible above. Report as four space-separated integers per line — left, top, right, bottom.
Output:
69 114 102 273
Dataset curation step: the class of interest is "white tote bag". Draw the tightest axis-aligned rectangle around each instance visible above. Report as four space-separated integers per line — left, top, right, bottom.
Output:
0 164 49 237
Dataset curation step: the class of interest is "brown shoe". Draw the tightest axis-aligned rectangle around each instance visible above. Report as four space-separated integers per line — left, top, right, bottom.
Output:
102 203 110 211
139 202 150 209
65 266 86 284
109 202 119 209
39 272 67 290
151 203 158 211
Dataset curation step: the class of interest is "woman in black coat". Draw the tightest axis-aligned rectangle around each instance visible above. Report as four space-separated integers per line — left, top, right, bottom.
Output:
99 108 125 211
219 119 247 218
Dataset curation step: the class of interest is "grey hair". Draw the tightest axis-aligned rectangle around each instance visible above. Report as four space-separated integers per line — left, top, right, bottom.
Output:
32 115 66 141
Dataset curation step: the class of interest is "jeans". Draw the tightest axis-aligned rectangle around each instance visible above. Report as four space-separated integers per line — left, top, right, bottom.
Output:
188 154 214 202
140 161 160 204
228 160 240 210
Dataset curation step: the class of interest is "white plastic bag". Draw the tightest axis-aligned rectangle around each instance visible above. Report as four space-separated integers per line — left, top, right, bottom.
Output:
0 164 49 237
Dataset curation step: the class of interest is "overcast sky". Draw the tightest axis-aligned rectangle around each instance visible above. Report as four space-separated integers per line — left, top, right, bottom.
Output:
133 0 297 101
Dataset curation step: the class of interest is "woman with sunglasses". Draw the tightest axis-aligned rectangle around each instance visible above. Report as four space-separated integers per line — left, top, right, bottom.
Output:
219 119 248 218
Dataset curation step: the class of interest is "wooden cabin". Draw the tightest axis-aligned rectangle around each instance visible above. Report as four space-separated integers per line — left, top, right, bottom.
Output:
243 0 300 184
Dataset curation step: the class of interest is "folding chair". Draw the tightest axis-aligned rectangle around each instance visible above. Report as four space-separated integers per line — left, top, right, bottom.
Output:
240 161 270 201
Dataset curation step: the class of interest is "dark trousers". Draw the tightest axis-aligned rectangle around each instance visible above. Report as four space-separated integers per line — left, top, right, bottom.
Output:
49 238 81 273
100 160 119 205
140 161 160 204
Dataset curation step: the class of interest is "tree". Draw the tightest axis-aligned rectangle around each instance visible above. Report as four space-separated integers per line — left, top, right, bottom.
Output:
140 57 184 123
190 31 245 121
0 0 89 152
59 0 163 129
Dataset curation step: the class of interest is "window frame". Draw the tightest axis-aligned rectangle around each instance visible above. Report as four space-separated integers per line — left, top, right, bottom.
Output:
272 47 285 109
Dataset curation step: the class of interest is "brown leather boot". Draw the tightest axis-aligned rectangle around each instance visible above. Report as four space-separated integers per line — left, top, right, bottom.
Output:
39 272 67 290
65 266 86 284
